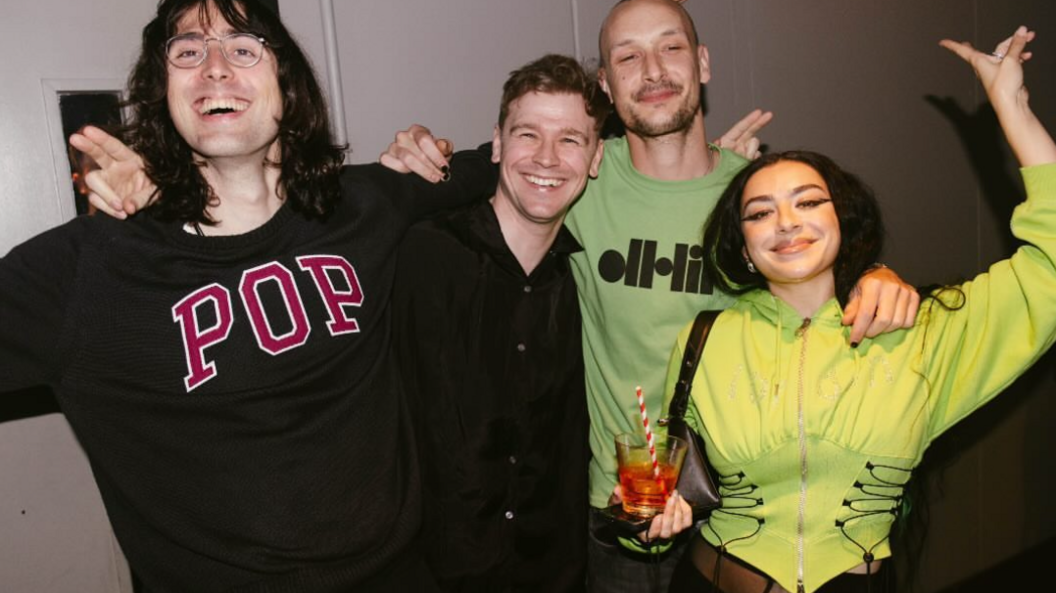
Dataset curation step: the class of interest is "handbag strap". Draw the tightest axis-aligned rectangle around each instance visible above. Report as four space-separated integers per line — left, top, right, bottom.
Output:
668 310 720 420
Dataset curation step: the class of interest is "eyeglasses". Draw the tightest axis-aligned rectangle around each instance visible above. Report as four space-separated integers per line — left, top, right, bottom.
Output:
165 33 268 69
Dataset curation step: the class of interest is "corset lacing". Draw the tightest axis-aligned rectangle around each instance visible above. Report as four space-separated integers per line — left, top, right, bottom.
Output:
703 470 766 593
834 461 911 593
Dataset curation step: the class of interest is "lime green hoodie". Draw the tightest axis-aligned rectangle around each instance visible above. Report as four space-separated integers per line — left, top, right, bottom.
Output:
664 164 1056 592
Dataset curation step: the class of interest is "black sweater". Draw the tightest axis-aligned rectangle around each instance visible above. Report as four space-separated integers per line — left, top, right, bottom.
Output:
0 154 492 592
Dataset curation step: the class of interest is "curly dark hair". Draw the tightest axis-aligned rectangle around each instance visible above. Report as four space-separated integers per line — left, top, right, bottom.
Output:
124 0 345 224
702 150 885 307
498 54 612 134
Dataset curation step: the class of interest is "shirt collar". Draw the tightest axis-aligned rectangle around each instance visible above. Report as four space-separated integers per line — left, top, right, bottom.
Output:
458 200 582 256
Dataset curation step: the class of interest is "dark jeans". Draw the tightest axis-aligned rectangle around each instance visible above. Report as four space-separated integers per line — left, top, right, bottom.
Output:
587 509 694 593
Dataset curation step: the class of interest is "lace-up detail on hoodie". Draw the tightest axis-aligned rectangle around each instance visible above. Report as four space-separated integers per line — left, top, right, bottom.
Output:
836 462 912 567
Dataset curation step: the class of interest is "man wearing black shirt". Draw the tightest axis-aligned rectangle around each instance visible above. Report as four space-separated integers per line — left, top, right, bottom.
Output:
392 55 605 592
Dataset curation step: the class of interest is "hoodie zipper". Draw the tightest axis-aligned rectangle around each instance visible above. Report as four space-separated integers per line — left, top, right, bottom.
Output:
795 317 812 593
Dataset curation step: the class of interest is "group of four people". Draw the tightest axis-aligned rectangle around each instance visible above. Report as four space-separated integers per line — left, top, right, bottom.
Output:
2 0 1053 592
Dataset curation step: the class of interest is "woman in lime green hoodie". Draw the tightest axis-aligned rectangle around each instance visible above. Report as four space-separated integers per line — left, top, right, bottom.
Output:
666 27 1056 593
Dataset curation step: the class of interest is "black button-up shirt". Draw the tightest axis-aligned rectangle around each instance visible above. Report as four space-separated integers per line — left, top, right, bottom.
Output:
394 200 588 593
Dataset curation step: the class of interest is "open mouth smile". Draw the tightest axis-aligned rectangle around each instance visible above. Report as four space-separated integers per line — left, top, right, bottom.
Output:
524 174 565 189
197 98 250 116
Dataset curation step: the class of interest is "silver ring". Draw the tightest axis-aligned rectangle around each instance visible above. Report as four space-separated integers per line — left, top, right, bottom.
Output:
991 51 1005 60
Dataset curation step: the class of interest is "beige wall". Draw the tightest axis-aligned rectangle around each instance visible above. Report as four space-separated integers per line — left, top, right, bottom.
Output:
1 0 1053 590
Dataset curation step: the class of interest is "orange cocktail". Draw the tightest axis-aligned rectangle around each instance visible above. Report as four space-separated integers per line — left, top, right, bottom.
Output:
615 434 687 517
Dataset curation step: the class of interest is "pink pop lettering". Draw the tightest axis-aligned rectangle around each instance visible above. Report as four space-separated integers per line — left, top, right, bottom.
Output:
239 262 311 355
297 255 364 336
172 283 234 392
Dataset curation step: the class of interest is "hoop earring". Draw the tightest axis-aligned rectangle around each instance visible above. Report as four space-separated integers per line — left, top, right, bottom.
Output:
746 260 757 274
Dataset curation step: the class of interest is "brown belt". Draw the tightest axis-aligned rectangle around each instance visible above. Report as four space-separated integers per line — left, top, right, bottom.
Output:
687 537 883 593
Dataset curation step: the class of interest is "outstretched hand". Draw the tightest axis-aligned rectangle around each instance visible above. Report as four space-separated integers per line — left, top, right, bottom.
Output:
378 124 455 183
713 109 773 161
940 26 1055 168
940 26 1033 100
68 126 156 219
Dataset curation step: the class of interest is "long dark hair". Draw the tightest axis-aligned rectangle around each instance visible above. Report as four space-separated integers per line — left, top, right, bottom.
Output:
124 0 345 224
703 150 885 307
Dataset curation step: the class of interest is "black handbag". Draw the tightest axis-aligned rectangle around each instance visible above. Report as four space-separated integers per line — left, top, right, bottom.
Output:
661 310 722 515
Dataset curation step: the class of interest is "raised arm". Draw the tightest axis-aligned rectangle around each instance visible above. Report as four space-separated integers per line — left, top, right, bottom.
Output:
68 126 157 219
941 26 1056 168
840 28 1056 345
924 26 1056 436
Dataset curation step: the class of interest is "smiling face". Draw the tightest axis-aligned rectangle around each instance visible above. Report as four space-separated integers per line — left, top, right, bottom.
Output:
740 160 841 301
165 3 282 164
492 91 603 227
598 0 709 138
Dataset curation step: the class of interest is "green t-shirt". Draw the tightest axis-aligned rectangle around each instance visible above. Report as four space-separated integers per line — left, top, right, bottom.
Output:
564 136 748 508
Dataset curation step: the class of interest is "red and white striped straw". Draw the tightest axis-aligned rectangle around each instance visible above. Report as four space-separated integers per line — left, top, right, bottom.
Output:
636 385 660 479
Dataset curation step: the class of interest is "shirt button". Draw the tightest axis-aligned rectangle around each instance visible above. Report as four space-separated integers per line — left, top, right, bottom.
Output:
505 511 515 520
516 343 526 352
508 456 517 464
523 285 532 293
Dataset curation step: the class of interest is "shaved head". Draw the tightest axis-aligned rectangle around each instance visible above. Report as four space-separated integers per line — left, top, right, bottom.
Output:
599 0 701 68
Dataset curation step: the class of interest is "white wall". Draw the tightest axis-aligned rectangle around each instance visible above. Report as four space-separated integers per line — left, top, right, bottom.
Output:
331 0 578 161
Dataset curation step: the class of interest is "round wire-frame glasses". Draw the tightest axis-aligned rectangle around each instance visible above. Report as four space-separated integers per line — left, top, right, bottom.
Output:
165 33 268 69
